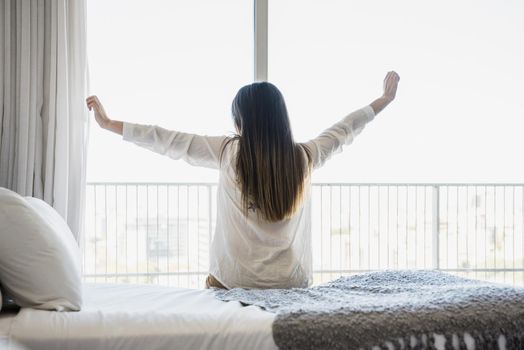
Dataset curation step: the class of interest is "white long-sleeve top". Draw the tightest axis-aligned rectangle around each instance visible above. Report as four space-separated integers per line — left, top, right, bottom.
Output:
122 105 375 289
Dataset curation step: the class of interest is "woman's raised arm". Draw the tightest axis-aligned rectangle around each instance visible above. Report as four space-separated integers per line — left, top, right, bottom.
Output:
85 95 227 170
302 71 400 170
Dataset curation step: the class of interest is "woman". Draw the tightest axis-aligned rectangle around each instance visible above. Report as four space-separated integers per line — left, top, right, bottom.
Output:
86 71 400 289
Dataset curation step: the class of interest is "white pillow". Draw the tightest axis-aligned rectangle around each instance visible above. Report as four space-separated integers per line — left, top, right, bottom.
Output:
24 196 82 270
0 188 82 311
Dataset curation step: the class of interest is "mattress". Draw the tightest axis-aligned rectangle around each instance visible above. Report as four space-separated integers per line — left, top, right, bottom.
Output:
0 283 277 350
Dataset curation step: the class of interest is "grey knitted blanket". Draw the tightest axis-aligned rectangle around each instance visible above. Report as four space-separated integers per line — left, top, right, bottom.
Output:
215 270 524 350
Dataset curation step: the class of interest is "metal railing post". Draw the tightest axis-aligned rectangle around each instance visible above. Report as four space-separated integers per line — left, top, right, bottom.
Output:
208 185 213 262
432 185 440 269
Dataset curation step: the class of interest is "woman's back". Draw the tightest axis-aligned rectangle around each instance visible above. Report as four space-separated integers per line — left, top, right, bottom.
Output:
210 139 314 289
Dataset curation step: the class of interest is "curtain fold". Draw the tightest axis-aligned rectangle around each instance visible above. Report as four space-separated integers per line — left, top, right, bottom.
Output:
0 0 89 243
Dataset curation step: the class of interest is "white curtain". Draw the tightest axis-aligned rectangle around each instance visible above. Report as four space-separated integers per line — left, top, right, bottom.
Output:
0 0 89 242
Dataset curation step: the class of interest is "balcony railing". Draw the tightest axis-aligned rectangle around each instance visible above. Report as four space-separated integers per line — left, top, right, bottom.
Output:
83 183 524 288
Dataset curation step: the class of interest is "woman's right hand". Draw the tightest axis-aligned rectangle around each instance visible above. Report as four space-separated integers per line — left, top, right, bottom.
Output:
369 71 400 115
86 95 111 129
382 71 400 102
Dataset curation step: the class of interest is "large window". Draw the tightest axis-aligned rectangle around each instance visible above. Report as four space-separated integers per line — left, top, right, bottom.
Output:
88 0 524 184
87 0 253 183
269 0 524 183
84 0 253 286
85 1 524 287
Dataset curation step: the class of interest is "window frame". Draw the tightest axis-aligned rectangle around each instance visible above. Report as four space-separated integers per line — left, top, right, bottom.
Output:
254 0 268 81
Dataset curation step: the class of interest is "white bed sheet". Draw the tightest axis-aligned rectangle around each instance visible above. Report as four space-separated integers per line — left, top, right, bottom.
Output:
1 312 17 349
2 283 277 350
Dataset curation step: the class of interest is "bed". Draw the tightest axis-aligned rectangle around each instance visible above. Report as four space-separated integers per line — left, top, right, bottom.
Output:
3 190 521 349
0 283 277 350
2 271 524 350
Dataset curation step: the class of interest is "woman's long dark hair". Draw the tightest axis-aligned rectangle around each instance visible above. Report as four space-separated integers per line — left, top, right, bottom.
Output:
221 82 312 222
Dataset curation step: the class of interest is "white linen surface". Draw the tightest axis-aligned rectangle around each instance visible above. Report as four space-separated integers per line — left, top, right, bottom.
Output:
0 312 16 349
5 283 277 350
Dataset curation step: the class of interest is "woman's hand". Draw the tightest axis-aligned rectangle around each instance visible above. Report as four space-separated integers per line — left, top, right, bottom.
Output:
382 71 400 102
86 95 123 135
369 71 400 115
86 95 111 129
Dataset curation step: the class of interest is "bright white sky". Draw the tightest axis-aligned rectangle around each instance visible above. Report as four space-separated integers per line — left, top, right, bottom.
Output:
86 0 524 184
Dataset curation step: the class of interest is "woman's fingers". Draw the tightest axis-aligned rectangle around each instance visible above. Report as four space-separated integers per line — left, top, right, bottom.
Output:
385 71 399 81
385 71 399 84
86 95 101 110
382 71 400 101
389 71 400 81
384 71 400 86
86 95 104 113
383 71 397 90
87 101 99 112
86 96 96 111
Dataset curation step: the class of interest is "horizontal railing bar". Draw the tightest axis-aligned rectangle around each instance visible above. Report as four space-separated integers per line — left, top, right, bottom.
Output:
314 268 524 273
86 182 217 186
313 269 378 274
439 268 524 273
84 271 379 279
309 183 524 186
83 272 210 278
86 182 524 187
84 268 524 279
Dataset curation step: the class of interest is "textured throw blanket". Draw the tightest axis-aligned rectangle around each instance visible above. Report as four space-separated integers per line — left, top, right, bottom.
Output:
215 270 524 350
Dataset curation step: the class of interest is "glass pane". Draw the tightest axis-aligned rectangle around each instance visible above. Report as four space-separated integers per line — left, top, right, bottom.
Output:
87 0 253 182
269 0 524 183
